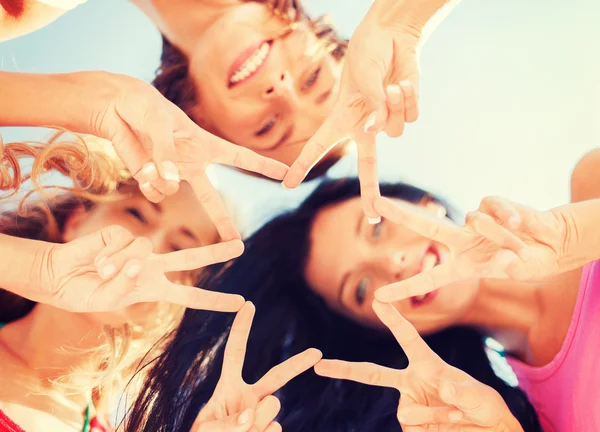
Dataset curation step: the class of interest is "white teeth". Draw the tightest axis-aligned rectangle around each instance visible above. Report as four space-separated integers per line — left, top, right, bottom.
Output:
230 42 271 84
415 294 428 301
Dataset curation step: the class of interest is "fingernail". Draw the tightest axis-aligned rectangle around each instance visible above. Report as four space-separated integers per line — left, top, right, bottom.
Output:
237 409 251 425
142 162 159 181
363 112 378 133
448 410 463 422
368 216 381 225
100 263 116 279
140 181 152 191
161 161 180 182
95 256 108 268
396 409 408 423
386 85 402 104
126 263 143 278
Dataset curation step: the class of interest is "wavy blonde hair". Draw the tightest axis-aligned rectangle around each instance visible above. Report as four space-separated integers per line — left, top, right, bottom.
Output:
0 131 182 423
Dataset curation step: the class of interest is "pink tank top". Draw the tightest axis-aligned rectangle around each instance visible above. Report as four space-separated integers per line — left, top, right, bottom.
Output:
507 261 600 431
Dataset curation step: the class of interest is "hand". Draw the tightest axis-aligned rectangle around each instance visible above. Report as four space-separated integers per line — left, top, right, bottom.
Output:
32 225 246 312
373 196 570 303
83 71 289 240
282 6 422 221
315 301 523 432
193 302 322 432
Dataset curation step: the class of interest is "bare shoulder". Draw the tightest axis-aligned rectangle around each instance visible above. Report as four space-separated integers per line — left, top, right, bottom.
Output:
570 149 600 203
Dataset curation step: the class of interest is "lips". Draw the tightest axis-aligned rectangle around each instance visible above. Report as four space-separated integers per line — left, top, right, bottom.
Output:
228 40 272 88
410 245 441 308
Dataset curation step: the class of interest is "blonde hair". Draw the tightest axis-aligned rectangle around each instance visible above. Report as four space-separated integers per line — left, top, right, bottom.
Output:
0 131 182 422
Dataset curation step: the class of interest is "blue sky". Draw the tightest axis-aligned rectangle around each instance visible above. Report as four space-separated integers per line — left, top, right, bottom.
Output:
1 0 599 234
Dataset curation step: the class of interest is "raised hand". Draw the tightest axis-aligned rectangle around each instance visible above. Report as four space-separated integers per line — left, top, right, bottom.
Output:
31 225 246 312
193 302 322 432
282 3 422 221
315 301 523 432
372 195 572 303
86 72 288 240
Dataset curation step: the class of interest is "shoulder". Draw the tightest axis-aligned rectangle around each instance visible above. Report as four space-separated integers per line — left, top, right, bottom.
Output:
571 148 600 202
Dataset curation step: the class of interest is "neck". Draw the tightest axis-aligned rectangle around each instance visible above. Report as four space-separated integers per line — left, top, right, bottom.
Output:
131 0 237 56
457 278 542 352
0 305 104 391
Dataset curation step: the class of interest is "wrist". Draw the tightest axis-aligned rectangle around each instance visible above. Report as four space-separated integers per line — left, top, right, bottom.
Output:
554 199 600 270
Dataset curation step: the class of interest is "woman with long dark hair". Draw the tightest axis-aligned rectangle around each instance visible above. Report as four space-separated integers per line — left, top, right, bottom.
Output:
126 177 544 432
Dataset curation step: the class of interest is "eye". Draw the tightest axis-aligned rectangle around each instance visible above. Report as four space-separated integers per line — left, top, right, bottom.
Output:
302 66 321 91
170 244 182 252
355 279 368 306
256 117 277 136
126 207 147 224
372 220 384 239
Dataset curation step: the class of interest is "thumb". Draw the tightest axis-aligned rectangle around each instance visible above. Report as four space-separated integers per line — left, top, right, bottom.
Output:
194 409 256 432
439 380 502 424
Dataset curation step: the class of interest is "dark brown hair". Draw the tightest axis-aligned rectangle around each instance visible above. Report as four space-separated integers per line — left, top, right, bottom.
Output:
152 0 349 180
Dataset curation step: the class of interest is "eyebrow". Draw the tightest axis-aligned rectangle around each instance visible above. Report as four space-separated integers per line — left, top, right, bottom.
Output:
180 228 199 243
337 214 364 306
150 202 162 214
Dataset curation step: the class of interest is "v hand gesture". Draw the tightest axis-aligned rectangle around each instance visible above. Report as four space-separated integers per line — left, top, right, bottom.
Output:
193 302 322 432
34 225 245 312
315 301 523 432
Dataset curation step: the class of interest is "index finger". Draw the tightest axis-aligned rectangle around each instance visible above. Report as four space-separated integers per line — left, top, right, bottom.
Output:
223 302 255 378
187 174 240 241
372 300 435 364
314 359 401 390
356 134 381 223
141 282 245 312
253 348 322 399
160 240 244 272
282 114 347 188
374 197 461 245
210 137 289 181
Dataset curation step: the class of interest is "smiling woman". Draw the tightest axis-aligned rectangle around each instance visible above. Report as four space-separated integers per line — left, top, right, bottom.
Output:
147 0 348 172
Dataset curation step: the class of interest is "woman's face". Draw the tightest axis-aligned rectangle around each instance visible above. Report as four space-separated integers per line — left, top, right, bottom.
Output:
305 196 480 335
61 183 218 324
189 3 342 166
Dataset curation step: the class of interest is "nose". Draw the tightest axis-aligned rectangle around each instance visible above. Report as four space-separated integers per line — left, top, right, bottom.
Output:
377 249 408 282
262 70 299 108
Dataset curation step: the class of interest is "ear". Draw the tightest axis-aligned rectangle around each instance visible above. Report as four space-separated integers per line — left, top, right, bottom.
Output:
420 198 447 219
61 205 88 243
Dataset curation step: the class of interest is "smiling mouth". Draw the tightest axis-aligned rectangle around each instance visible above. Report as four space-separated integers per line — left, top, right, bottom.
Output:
410 245 441 307
228 41 272 88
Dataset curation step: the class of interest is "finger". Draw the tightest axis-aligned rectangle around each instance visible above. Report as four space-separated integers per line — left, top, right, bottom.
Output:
374 263 467 303
477 196 521 230
356 135 381 223
439 380 505 425
282 114 346 188
254 396 281 431
139 180 165 203
397 405 464 426
223 302 255 377
144 110 180 189
109 122 152 184
314 359 400 389
465 211 526 253
400 80 419 123
263 422 282 432
374 197 461 245
94 225 136 266
210 138 289 181
254 348 322 399
96 237 153 280
383 84 406 138
160 240 244 272
187 175 240 241
372 300 434 364
349 54 388 134
193 409 255 432
140 282 245 312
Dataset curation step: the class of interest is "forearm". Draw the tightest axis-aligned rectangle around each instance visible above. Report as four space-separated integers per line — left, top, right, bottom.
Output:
370 0 462 39
0 71 106 133
0 233 49 301
557 199 600 269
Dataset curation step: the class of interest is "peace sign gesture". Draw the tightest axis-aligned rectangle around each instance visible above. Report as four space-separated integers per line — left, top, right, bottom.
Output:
315 301 523 432
30 225 246 312
192 302 322 432
373 195 572 303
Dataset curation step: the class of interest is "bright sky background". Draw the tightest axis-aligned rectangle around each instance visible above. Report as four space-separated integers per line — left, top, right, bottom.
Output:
1 0 599 235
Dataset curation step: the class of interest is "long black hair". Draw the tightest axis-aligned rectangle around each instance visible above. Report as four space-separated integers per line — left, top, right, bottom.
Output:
125 178 541 432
